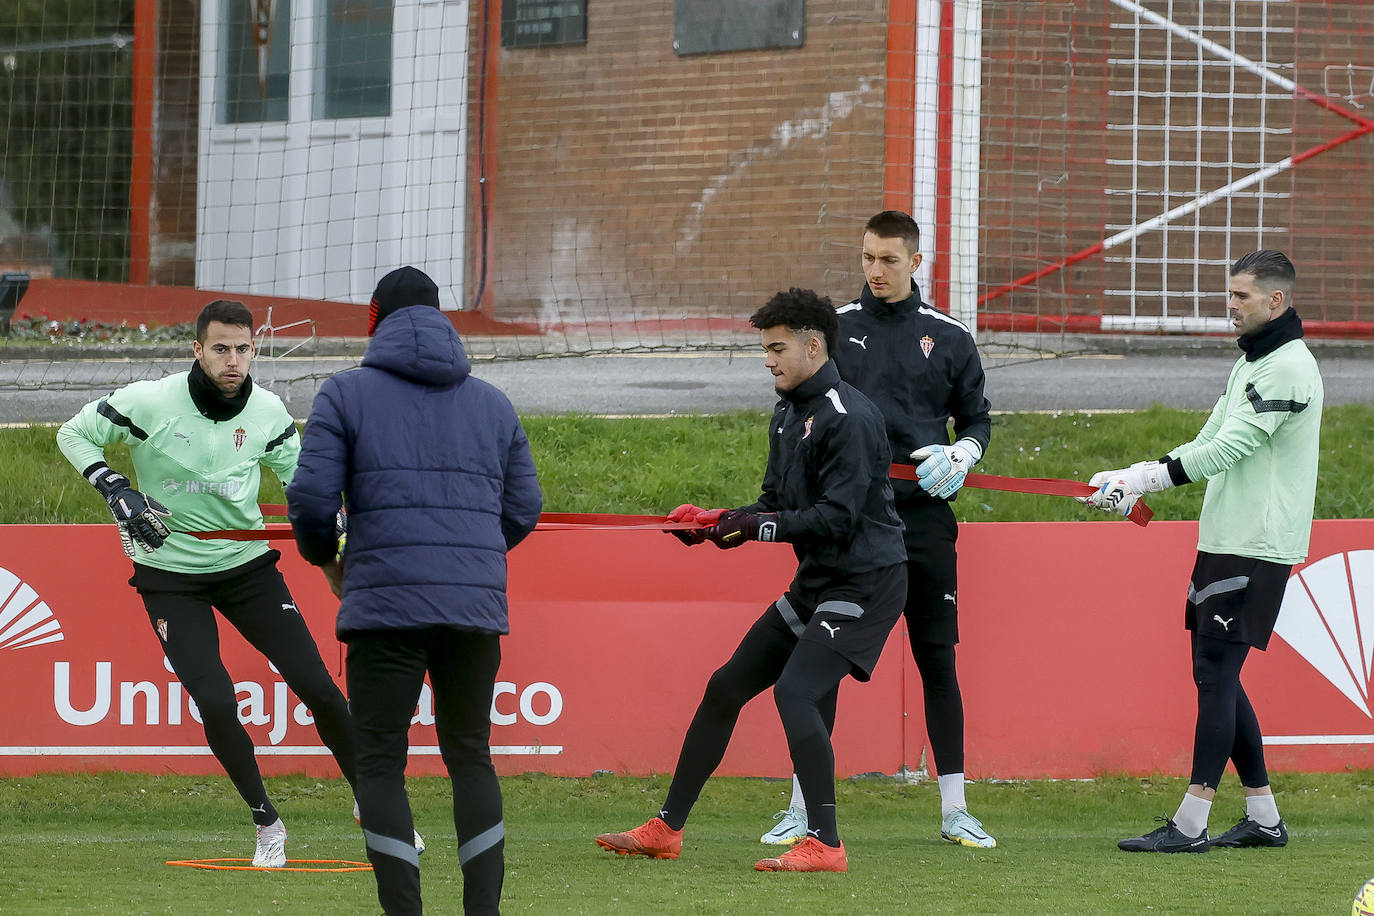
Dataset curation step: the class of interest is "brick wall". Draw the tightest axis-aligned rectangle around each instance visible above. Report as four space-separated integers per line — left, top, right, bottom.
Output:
148 0 199 288
469 1 890 332
143 1 1370 328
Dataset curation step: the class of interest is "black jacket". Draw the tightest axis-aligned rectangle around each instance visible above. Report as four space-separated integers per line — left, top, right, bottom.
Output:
833 282 992 510
740 360 906 581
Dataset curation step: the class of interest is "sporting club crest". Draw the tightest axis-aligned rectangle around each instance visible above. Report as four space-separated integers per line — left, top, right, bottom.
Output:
233 427 247 451
920 335 935 358
802 416 814 439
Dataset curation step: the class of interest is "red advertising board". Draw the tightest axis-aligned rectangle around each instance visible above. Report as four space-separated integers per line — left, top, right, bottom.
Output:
1 521 1371 779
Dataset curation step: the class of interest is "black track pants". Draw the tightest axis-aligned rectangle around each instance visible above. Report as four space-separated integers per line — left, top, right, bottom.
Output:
347 628 504 916
660 612 853 846
132 556 356 822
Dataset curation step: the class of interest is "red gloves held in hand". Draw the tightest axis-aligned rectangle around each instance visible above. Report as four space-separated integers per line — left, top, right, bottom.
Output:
664 504 776 549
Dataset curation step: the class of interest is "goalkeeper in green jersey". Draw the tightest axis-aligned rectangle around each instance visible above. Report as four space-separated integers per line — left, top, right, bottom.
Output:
1084 250 1322 854
56 299 360 868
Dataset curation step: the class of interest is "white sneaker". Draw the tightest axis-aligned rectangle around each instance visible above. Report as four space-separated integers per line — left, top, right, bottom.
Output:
760 806 809 846
941 807 997 849
354 799 425 854
253 818 287 867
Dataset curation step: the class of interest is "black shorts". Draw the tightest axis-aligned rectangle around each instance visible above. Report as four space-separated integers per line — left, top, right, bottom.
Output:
773 563 907 682
1184 551 1293 649
898 501 959 646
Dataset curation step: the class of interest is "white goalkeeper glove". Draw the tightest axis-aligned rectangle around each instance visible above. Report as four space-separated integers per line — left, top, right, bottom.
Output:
1087 459 1174 495
911 439 982 500
1084 476 1141 518
1084 460 1173 518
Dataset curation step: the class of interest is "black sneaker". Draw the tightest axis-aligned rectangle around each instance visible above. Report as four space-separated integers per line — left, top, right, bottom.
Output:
1118 816 1209 853
1210 815 1288 848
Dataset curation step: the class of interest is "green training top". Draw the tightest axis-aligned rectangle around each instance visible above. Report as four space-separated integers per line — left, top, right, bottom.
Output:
1169 338 1323 564
56 371 299 574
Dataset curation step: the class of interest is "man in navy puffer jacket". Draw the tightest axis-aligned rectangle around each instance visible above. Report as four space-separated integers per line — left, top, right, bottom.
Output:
288 266 542 916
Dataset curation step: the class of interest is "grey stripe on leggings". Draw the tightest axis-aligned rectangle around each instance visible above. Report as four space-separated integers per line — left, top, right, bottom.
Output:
774 596 806 637
458 821 505 865
364 828 420 867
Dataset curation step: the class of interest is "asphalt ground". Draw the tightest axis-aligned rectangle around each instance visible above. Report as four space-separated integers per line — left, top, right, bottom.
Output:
2 333 1370 423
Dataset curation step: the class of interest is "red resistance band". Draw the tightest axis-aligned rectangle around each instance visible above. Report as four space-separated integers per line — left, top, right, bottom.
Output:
887 464 1153 527
192 510 702 541
205 478 1150 543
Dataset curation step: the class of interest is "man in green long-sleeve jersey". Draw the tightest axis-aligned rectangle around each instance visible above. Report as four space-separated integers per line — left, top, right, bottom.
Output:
1083 250 1323 853
56 299 360 868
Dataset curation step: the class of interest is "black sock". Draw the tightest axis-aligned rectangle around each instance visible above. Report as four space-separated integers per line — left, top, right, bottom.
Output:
250 800 280 827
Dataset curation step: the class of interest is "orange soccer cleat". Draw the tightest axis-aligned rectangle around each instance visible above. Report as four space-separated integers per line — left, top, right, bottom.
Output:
753 836 847 872
594 816 683 860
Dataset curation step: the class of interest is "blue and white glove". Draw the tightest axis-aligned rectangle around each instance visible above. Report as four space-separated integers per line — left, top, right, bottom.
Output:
911 439 982 499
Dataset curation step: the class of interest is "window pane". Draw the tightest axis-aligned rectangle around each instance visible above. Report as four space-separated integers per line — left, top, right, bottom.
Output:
224 0 292 123
320 0 392 119
674 0 804 57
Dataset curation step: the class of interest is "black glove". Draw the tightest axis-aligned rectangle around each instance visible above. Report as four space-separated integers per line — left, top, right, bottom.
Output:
703 510 777 549
89 463 172 557
667 528 707 546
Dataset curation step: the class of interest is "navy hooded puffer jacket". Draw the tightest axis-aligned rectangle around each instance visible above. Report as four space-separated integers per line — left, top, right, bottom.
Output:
287 306 542 637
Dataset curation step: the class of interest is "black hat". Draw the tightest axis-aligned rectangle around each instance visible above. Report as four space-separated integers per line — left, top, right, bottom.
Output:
368 266 440 335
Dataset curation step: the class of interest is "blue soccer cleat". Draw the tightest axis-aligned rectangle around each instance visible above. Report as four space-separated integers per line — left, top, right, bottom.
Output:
941 807 997 849
760 806 809 846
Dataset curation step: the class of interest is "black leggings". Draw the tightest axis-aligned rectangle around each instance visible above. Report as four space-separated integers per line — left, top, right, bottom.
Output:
661 611 853 846
1190 632 1268 790
347 628 504 916
132 558 356 824
909 640 964 775
814 640 963 775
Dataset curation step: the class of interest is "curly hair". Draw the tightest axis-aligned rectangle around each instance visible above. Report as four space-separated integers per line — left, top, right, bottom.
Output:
749 288 838 355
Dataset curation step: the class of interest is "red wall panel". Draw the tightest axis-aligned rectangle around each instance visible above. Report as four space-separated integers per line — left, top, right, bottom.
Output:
1 521 1370 779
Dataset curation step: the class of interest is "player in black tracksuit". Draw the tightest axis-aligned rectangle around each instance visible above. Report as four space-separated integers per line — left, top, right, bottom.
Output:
595 288 907 873
765 211 996 850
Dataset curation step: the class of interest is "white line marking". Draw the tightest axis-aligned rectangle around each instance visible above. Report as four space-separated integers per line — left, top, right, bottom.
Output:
1262 735 1374 746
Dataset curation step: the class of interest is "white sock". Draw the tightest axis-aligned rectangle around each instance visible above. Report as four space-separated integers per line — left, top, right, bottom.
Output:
1246 793 1281 828
938 773 967 816
788 774 806 814
1173 794 1212 838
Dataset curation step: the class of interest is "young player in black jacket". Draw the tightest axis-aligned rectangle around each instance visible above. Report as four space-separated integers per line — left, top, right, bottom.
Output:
759 211 997 850
594 288 908 873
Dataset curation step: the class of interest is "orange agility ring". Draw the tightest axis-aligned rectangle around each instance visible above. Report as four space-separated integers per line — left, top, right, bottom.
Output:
166 858 372 872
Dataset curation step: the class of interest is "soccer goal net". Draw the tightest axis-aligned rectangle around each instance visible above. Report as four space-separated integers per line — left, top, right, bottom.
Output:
1 0 1370 369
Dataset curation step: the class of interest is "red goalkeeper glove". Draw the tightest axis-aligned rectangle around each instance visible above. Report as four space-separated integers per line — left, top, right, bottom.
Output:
664 503 726 546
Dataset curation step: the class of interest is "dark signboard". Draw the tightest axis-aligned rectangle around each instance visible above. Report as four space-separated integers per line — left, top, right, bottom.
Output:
502 0 587 49
674 0 804 56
